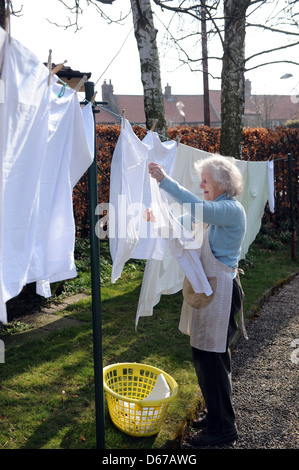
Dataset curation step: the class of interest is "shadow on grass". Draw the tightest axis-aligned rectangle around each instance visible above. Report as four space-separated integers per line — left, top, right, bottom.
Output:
1 284 195 450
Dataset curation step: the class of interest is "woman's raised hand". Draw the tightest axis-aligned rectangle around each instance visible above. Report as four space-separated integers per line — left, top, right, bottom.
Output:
148 162 167 183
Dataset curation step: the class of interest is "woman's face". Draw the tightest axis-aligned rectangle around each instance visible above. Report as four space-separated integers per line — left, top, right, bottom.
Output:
200 168 224 201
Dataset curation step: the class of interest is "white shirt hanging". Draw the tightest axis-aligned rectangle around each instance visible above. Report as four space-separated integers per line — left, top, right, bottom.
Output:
0 29 94 323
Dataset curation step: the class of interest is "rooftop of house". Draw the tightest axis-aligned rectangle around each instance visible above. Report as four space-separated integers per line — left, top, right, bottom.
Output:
48 66 298 127
95 79 299 127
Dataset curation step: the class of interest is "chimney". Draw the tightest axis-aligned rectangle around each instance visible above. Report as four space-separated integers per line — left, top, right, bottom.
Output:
245 79 252 97
102 79 114 102
164 83 173 100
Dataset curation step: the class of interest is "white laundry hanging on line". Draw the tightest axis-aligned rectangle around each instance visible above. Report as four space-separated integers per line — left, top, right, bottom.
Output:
33 86 94 298
238 160 274 259
131 130 177 260
0 28 94 323
108 120 177 283
0 29 52 324
109 118 149 283
267 160 275 213
136 142 275 324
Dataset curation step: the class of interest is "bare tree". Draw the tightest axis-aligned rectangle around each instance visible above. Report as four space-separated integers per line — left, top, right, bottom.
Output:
130 0 167 136
219 0 250 157
49 0 167 135
0 0 5 30
152 0 299 157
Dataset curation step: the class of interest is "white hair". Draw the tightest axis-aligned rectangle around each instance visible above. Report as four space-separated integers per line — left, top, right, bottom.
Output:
195 155 243 198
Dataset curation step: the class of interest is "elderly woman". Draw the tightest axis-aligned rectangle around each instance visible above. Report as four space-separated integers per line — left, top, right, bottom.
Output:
148 155 246 447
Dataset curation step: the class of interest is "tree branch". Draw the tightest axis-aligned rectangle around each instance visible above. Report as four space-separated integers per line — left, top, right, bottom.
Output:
246 22 299 36
245 40 299 63
245 59 299 72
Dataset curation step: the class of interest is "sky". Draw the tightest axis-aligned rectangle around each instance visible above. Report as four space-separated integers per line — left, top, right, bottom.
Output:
9 0 299 99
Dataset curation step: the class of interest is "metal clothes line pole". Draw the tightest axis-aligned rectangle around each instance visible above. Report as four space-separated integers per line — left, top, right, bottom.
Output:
84 81 105 449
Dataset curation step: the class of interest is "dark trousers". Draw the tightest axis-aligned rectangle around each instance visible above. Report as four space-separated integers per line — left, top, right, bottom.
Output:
191 276 243 435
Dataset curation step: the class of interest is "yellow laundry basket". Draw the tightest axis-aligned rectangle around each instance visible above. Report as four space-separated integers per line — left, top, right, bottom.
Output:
103 362 178 437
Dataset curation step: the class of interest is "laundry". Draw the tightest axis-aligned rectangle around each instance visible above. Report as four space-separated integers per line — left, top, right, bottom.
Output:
149 176 212 296
30 85 94 298
109 119 177 282
136 142 275 325
131 129 177 260
109 118 149 283
0 28 93 324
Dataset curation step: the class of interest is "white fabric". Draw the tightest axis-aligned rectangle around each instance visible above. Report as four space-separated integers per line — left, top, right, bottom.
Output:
30 85 94 297
136 143 275 324
239 160 270 259
267 160 275 213
131 131 177 260
149 177 212 296
0 30 52 323
109 121 177 282
143 373 170 401
0 29 93 323
109 119 149 282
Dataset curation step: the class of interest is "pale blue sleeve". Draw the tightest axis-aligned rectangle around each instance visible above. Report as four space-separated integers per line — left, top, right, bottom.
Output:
160 176 240 226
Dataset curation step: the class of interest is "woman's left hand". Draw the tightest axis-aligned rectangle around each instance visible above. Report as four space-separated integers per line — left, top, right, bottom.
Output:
143 208 156 223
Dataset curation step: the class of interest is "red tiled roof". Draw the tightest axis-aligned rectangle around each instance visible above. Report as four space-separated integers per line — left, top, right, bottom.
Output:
245 95 299 120
95 89 298 125
95 92 222 125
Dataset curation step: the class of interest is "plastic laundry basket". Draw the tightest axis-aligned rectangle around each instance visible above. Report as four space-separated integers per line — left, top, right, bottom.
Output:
103 362 178 437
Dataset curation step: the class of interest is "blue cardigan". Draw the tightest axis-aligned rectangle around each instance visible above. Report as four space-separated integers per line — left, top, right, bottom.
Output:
159 176 246 274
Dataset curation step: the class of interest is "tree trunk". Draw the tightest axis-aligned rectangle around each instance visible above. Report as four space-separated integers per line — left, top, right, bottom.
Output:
201 0 210 127
0 0 5 30
130 0 167 137
219 0 251 158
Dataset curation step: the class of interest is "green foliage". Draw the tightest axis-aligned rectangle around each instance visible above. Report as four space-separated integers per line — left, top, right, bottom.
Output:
285 119 299 128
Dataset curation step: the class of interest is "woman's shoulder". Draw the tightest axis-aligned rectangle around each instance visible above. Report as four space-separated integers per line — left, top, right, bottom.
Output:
213 197 246 224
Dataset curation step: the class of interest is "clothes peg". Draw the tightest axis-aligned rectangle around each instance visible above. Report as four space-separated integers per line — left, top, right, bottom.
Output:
150 119 158 132
47 49 52 86
176 134 182 145
74 75 88 93
5 1 11 44
51 60 67 75
91 91 97 105
122 109 126 129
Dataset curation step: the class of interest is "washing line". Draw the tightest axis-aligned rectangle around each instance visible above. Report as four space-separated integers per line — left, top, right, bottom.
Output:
94 26 134 87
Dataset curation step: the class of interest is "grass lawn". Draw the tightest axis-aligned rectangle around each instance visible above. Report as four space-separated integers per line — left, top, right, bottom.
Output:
0 226 298 450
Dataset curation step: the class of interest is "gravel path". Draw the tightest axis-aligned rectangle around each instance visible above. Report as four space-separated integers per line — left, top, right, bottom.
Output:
182 273 299 449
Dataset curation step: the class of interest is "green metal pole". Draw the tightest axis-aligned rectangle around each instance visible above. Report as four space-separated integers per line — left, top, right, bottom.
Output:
85 81 105 449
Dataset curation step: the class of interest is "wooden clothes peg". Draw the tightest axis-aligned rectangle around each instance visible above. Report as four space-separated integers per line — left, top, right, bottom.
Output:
121 109 125 128
150 119 158 132
176 134 182 145
51 60 67 75
5 0 11 44
74 74 88 93
47 49 52 86
91 91 97 105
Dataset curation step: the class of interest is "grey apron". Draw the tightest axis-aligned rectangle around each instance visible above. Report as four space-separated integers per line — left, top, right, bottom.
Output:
179 225 234 353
